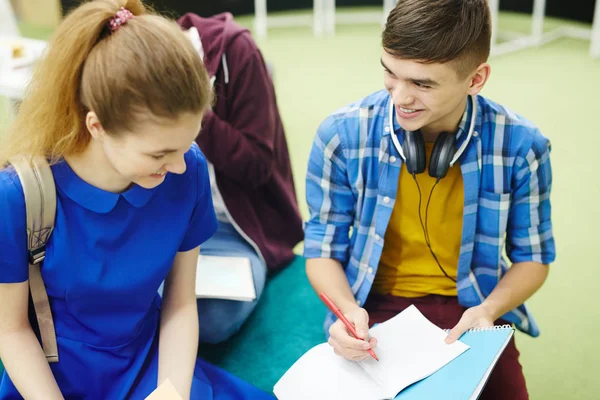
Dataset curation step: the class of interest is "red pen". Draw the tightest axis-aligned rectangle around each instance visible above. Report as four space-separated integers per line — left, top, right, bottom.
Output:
319 292 379 361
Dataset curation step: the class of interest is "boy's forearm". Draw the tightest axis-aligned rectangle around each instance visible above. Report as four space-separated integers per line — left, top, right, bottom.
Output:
0 328 63 399
306 258 359 314
482 261 549 321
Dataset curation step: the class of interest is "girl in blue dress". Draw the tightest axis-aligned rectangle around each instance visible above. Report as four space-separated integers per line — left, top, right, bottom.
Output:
0 1 276 399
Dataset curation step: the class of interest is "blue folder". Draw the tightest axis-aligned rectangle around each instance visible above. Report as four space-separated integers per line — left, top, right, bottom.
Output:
395 325 514 400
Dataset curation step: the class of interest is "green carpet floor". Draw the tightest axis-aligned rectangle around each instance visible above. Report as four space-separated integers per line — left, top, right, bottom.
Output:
1 8 599 399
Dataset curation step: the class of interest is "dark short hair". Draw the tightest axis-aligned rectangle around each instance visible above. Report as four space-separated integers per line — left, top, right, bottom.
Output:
382 0 491 78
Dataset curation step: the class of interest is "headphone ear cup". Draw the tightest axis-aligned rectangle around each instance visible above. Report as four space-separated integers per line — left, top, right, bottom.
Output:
429 132 456 179
403 131 426 175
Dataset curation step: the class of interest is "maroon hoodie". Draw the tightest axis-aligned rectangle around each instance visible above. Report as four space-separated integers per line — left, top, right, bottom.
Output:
177 13 303 271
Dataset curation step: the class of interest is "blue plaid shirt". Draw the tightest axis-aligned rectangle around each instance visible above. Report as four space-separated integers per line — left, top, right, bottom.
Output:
304 90 555 337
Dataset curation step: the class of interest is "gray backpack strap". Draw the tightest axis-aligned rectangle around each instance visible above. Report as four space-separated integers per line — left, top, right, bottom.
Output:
9 156 59 363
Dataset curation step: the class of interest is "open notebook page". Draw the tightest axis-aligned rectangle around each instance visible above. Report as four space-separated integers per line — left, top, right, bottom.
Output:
274 305 470 400
358 305 470 398
273 344 387 400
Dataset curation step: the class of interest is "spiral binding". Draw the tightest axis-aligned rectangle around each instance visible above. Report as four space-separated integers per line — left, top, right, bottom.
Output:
443 324 513 333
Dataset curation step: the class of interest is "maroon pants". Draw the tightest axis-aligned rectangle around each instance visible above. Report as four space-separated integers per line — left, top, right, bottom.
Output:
363 293 529 400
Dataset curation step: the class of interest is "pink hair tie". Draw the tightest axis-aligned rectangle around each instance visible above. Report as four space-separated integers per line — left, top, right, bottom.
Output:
108 7 134 33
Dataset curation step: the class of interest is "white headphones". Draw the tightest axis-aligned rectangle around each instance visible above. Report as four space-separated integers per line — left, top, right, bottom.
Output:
388 94 478 169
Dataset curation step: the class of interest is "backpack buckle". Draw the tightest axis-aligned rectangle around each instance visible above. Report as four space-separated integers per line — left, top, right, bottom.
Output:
29 246 46 265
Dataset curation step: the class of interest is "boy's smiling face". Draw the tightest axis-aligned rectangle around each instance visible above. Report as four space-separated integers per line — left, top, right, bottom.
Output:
381 50 490 139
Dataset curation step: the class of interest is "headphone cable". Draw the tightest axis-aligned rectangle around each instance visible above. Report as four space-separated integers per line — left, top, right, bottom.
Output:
413 175 457 283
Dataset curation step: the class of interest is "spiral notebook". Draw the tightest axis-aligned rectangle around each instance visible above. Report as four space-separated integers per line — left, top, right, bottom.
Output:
394 324 514 399
273 305 514 400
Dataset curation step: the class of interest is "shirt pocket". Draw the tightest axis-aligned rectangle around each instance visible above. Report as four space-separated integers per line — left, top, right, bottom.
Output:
477 190 511 240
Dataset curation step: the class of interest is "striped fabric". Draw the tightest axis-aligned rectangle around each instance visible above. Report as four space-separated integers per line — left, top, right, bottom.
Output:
304 90 555 337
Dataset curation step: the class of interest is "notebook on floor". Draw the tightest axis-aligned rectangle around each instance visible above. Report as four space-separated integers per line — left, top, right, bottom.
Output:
195 255 256 302
273 305 514 400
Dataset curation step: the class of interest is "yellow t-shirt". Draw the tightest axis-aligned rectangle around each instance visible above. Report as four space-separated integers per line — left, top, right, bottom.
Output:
373 142 464 297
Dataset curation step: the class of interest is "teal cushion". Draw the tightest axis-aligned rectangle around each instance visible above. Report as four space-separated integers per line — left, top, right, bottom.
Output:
198 256 326 393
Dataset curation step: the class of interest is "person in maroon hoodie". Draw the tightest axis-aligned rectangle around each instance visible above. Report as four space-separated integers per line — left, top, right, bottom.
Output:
177 12 304 344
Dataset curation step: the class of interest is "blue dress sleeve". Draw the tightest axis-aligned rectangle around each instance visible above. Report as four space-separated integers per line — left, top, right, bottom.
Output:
0 169 29 283
178 145 218 252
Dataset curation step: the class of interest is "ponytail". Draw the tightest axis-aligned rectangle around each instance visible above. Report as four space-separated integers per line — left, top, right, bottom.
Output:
0 0 211 165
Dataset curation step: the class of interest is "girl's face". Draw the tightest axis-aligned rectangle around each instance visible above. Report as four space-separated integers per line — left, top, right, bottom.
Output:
86 110 204 190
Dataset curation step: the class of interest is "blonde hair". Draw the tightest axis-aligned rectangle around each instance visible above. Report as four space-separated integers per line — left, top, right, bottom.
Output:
0 0 212 165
